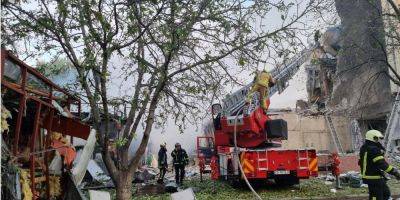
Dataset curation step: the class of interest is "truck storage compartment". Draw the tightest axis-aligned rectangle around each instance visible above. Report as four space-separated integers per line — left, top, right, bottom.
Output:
265 119 288 139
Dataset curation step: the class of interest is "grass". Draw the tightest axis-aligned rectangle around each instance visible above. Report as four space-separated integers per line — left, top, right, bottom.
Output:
96 172 400 200
127 176 400 200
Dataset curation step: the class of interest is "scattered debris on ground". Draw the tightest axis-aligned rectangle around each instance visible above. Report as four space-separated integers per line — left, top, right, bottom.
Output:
99 172 400 200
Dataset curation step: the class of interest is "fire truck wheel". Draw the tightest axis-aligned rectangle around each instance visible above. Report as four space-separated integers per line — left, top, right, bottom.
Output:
274 176 299 187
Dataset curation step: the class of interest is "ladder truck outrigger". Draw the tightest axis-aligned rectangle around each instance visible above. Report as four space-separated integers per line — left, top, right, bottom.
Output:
197 46 319 186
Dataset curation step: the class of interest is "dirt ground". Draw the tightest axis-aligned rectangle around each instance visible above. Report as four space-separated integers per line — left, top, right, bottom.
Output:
126 175 400 200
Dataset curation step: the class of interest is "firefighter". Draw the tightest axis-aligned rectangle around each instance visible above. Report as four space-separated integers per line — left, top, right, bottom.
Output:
157 142 168 184
171 143 189 185
245 69 276 114
330 152 341 189
359 130 400 200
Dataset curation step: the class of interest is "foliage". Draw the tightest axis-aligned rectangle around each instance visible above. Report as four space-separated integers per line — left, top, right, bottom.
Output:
36 58 74 78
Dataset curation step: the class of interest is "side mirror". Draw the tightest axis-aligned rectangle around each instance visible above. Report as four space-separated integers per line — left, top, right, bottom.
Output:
211 104 222 115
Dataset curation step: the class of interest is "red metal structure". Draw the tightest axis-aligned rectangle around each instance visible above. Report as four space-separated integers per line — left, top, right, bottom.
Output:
1 49 90 199
196 136 214 180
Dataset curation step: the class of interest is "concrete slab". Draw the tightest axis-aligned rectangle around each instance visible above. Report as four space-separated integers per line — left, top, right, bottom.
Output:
171 188 196 200
89 190 111 200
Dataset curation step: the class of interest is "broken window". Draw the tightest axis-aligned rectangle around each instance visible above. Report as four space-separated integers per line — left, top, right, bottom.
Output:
3 59 21 83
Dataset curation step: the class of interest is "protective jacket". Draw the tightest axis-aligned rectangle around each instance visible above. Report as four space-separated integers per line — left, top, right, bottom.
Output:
171 149 189 166
158 147 168 168
246 71 274 111
255 71 272 87
359 140 395 183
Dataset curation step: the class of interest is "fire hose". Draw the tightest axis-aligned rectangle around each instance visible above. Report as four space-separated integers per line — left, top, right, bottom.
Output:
233 107 262 200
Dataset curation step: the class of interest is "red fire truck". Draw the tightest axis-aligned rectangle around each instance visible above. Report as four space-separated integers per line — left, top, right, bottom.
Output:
197 47 318 186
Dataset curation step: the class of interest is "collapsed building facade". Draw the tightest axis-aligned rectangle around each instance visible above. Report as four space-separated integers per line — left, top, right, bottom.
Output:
297 0 400 154
1 49 91 199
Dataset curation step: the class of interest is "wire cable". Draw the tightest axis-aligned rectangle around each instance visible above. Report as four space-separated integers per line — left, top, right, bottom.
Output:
233 107 262 200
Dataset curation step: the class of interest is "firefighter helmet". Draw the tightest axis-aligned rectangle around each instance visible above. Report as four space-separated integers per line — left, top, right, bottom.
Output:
160 142 166 147
365 130 384 142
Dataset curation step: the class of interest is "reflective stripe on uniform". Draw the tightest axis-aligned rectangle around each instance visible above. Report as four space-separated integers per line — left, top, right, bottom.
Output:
363 175 382 179
372 156 384 163
362 152 383 179
385 165 393 173
362 152 367 177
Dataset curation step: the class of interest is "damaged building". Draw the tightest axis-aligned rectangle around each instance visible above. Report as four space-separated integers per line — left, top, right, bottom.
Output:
297 0 400 154
1 49 91 199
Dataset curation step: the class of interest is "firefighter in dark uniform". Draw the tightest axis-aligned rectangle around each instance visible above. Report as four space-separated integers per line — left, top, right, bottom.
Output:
157 142 168 184
171 143 189 185
359 130 400 200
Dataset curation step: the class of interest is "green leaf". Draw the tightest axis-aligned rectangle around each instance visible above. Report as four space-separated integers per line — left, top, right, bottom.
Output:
238 57 246 66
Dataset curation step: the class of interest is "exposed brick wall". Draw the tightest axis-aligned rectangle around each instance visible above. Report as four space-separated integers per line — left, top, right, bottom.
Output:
318 154 360 173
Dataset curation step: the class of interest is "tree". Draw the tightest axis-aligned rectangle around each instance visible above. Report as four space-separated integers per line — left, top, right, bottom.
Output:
382 0 400 86
1 0 330 199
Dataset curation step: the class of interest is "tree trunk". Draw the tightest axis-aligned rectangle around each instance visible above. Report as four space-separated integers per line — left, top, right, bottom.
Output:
115 171 133 200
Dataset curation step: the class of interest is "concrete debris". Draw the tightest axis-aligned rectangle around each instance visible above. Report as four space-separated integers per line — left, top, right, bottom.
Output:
135 183 165 196
52 100 71 118
81 160 114 188
330 188 337 193
1 164 21 200
171 188 196 200
165 182 179 193
324 181 333 185
89 190 111 200
87 160 111 183
339 171 362 188
94 153 111 175
133 168 157 183
49 151 62 175
295 100 309 111
185 171 198 178
72 130 97 185
325 174 336 182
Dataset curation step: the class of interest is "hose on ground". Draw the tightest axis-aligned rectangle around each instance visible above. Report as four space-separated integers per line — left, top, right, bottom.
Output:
233 107 262 200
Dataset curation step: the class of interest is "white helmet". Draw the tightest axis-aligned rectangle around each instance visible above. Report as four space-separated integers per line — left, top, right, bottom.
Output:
365 130 384 142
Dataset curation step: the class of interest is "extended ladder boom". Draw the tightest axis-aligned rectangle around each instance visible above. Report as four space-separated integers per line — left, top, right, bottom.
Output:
384 89 400 157
222 45 316 116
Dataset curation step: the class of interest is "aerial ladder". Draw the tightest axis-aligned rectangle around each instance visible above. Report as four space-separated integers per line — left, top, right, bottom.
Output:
222 45 315 116
384 89 400 163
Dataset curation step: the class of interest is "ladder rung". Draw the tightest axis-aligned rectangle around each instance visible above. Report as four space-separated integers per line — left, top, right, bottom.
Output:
258 159 267 161
298 158 308 160
258 168 268 171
